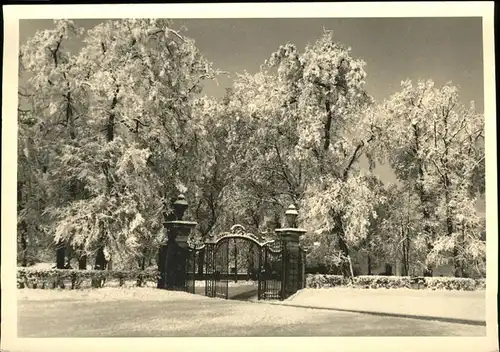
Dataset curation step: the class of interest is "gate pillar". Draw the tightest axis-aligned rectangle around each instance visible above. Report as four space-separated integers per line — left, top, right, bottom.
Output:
275 204 306 299
158 194 197 291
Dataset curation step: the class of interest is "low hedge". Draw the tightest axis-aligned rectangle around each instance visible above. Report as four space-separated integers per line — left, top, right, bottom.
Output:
475 278 486 290
306 274 411 289
306 274 347 288
17 267 160 289
423 277 477 291
306 274 485 290
353 275 412 289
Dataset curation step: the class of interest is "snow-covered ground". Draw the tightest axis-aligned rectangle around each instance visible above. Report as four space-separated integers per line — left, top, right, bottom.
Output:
17 287 209 302
283 287 486 322
17 286 486 337
17 283 487 323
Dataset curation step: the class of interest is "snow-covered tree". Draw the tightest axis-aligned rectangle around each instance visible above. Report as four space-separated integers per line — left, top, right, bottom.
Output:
19 19 223 270
222 31 383 277
19 20 87 268
382 80 485 277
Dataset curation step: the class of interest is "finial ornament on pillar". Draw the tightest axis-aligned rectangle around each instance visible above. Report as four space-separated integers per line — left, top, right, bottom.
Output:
165 193 197 248
173 194 189 220
276 204 306 243
284 204 299 228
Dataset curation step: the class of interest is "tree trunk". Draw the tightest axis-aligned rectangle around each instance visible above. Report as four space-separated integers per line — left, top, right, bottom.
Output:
367 254 372 275
333 213 351 278
94 247 107 270
453 251 463 277
385 263 393 276
77 244 87 269
451 232 463 277
92 246 107 288
421 196 433 277
421 201 433 277
92 87 117 288
338 235 351 278
78 255 87 270
157 244 167 289
20 222 28 267
56 240 65 269
65 245 73 268
402 233 410 276
413 125 434 277
459 227 467 277
443 185 463 278
423 268 433 277
453 230 465 277
138 248 148 270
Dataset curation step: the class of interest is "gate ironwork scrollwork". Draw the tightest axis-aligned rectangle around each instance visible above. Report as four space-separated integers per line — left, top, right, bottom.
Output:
203 224 305 301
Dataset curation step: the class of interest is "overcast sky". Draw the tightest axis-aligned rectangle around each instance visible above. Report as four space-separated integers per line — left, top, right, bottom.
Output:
18 17 485 197
20 17 484 109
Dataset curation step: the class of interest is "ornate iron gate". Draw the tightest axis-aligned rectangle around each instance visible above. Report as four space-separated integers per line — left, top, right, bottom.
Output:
214 239 230 298
203 224 307 301
205 236 231 299
205 225 265 300
259 239 283 300
204 240 216 298
184 245 203 294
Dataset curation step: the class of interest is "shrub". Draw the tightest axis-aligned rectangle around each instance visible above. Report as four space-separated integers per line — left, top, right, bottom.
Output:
17 267 160 289
423 277 477 291
305 274 483 290
475 278 486 290
306 274 411 289
352 275 411 289
306 274 348 288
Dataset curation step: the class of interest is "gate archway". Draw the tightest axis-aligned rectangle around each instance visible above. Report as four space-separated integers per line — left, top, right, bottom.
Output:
204 225 284 300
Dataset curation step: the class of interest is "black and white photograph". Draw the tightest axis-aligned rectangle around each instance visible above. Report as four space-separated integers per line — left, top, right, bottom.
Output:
1 3 497 352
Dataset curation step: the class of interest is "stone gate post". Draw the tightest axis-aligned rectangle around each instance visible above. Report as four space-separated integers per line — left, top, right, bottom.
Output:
157 194 197 291
275 204 307 299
